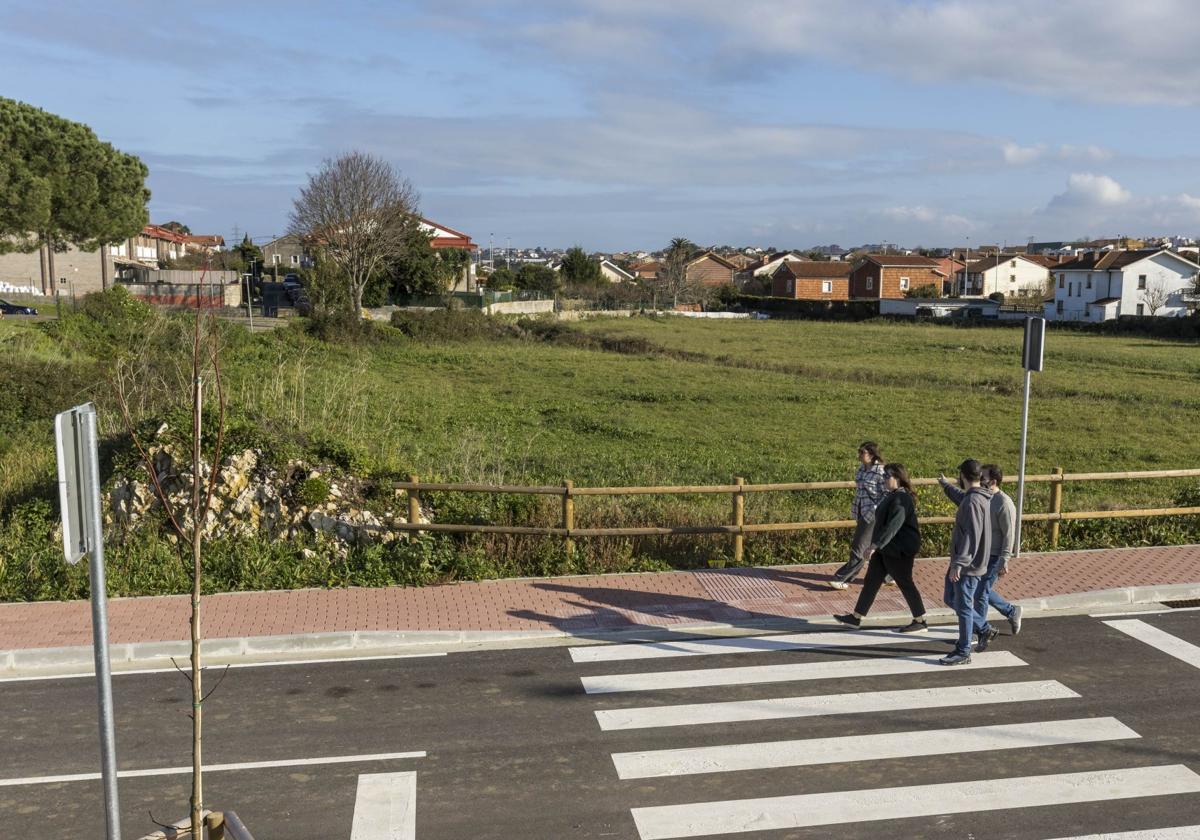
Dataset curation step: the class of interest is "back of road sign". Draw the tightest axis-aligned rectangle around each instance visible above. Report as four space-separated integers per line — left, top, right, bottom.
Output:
55 403 95 564
1022 317 1046 372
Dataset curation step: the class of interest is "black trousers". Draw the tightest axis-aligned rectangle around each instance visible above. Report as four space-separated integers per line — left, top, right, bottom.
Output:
853 550 925 618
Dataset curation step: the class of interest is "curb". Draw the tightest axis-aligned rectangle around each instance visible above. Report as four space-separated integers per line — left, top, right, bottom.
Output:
4 581 1200 678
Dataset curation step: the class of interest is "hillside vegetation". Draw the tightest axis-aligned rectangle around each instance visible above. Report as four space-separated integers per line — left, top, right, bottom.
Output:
2 293 1197 601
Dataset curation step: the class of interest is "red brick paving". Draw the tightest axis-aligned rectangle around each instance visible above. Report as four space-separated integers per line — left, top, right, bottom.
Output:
2 544 1199 651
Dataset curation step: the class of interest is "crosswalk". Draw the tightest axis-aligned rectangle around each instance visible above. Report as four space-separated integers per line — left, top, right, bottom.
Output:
567 624 1200 839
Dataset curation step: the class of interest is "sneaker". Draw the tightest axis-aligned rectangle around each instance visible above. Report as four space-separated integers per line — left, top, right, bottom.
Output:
977 627 1000 652
939 652 972 666
827 580 849 591
833 613 862 628
895 619 928 634
1008 605 1024 636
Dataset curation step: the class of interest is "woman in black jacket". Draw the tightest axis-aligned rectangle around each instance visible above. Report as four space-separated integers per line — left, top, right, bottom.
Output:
834 463 928 633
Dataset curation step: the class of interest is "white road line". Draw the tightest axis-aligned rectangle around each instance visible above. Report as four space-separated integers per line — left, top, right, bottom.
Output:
630 764 1200 840
0 652 447 683
612 717 1136 779
351 772 416 840
581 650 1025 694
569 626 960 663
597 678 1077 731
0 751 426 788
1090 606 1200 617
1103 620 1200 670
1046 828 1200 839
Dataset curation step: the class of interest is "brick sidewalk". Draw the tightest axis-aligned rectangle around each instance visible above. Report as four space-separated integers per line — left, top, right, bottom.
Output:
2 544 1199 651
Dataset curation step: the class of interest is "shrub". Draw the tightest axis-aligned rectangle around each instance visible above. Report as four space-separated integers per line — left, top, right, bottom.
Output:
296 476 330 506
389 309 520 342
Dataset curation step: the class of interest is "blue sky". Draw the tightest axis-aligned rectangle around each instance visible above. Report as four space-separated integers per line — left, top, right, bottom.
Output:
4 0 1200 251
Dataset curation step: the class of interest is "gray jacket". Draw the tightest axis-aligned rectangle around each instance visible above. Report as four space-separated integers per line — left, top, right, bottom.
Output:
942 480 1016 568
941 481 993 575
990 490 1016 567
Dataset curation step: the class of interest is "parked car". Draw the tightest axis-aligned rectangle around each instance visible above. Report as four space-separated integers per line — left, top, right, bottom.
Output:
0 298 37 316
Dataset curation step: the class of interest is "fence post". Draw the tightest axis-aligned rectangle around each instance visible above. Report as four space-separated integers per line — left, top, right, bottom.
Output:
407 474 421 539
562 480 575 558
732 476 745 564
205 811 226 840
1049 466 1064 547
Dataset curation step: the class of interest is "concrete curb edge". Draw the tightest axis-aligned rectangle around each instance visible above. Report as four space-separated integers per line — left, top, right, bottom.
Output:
5 581 1200 678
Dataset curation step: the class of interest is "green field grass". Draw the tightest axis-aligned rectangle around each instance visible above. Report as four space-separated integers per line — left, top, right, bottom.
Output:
2 306 1198 600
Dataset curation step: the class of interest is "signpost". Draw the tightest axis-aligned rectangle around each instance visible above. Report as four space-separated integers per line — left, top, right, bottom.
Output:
1014 317 1046 557
55 403 122 840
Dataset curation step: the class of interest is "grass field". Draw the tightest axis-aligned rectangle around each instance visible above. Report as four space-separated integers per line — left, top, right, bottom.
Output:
2 303 1198 600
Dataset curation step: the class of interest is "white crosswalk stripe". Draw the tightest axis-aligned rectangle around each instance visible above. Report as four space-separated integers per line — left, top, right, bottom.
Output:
610 717 1136 779
581 650 1025 694
1103 620 1200 670
1045 828 1200 839
569 626 960 663
570 626 1198 839
630 765 1200 839
595 678 1078 731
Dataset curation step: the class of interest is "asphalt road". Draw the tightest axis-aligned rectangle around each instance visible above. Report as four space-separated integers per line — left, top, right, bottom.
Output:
3 610 1200 839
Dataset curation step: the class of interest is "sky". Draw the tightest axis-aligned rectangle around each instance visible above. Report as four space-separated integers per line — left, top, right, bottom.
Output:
5 0 1200 251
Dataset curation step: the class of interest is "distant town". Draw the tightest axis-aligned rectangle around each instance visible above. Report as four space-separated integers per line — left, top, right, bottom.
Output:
4 220 1197 325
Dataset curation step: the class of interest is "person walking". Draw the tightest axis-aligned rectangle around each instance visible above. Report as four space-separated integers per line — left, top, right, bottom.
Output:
833 463 928 633
980 464 1023 635
828 442 887 590
939 459 994 665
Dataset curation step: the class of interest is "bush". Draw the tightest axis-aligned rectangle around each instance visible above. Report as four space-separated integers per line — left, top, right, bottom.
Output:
390 309 520 341
302 310 392 345
906 283 941 298
296 476 330 506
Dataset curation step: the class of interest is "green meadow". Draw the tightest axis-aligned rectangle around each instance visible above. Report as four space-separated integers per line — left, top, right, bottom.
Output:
2 301 1197 601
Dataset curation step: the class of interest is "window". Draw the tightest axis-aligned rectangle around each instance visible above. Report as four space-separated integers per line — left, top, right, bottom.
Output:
788 279 795 295
1010 260 1017 268
899 276 910 290
1058 274 1064 288
821 280 833 294
291 254 300 265
1137 303 1145 315
866 276 874 290
1138 274 1147 290
1086 276 1092 289
1009 274 1016 284
1056 300 1064 314
272 254 282 265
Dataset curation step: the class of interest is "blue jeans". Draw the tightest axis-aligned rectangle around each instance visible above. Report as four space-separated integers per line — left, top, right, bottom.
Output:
944 571 990 657
980 554 1014 622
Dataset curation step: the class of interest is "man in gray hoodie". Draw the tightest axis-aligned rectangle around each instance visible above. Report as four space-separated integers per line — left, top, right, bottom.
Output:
980 464 1022 636
939 459 993 665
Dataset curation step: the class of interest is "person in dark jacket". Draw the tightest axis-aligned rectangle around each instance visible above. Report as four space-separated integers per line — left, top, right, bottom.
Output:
834 463 927 633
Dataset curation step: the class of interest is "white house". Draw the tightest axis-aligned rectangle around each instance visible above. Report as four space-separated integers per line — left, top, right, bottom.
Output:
598 259 636 283
958 254 1054 298
1045 248 1199 322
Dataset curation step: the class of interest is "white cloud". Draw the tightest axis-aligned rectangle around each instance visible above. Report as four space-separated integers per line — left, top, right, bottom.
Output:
1050 173 1132 208
1003 143 1046 165
509 0 1200 107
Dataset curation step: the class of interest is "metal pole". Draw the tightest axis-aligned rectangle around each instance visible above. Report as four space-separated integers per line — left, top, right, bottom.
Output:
1014 367 1033 557
82 407 122 840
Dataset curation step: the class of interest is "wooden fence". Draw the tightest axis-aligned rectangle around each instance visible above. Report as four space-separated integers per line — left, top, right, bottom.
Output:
391 468 1200 562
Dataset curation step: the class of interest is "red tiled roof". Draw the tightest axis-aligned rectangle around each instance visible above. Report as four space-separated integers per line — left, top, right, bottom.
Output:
143 224 187 244
862 254 939 267
778 260 852 278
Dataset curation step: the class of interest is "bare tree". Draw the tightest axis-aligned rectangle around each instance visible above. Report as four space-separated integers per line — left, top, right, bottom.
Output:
657 237 699 308
289 151 420 319
112 282 227 839
1141 276 1172 315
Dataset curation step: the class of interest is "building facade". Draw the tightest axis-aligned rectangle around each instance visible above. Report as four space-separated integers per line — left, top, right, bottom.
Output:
770 260 852 300
848 255 944 299
1045 249 1199 321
